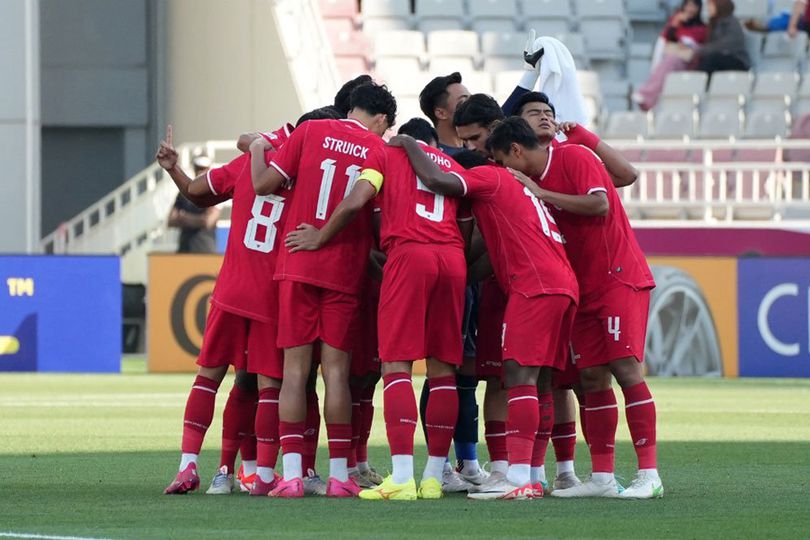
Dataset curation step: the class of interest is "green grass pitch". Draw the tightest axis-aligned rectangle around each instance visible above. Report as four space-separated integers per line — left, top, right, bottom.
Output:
1 362 809 539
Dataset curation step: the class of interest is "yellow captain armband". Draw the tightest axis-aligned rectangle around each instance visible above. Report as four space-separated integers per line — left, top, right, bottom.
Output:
358 168 384 193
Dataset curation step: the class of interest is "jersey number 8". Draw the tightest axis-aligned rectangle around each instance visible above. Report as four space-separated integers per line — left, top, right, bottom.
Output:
243 194 285 253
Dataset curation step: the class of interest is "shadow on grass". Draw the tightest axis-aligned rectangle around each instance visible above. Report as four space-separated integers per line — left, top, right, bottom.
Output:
1 441 809 540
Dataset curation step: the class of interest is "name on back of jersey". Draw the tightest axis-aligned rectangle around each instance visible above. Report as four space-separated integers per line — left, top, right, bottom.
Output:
323 137 369 159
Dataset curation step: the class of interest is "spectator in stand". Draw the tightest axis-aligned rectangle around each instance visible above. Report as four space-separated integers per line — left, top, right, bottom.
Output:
744 1 808 35
167 154 220 253
632 0 708 111
694 0 751 74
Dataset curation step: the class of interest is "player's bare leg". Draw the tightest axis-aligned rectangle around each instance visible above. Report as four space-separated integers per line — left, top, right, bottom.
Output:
552 365 622 498
207 369 257 495
251 374 282 495
609 357 663 499
302 369 326 495
482 376 508 478
164 364 229 494
551 389 582 491
320 342 360 497
269 344 312 498
469 361 538 500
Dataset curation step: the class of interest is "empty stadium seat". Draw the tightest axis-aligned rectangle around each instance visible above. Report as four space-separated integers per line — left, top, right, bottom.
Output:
699 110 743 139
480 31 523 71
744 111 789 138
336 56 369 79
750 71 799 113
657 96 698 114
415 0 465 32
494 70 523 101
662 71 708 99
395 97 426 123
361 0 411 34
463 70 494 94
733 0 769 19
374 57 422 80
626 0 667 21
760 31 808 72
605 111 649 138
601 79 631 112
319 0 358 18
708 71 754 97
524 0 573 35
628 43 653 85
429 56 476 73
374 30 425 58
743 30 764 69
575 0 627 60
325 18 368 56
468 0 518 33
377 71 432 98
427 30 479 57
653 110 697 139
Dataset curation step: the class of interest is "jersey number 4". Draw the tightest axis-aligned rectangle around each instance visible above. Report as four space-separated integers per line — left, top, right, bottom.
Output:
243 194 285 253
317 159 362 219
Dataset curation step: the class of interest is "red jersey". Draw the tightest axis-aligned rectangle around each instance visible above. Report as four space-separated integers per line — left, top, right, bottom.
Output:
206 149 292 322
537 144 655 298
269 118 384 295
260 123 293 148
358 141 470 254
458 164 578 302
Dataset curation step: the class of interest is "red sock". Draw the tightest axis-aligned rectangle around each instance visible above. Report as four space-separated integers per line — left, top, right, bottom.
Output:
383 372 416 456
622 382 657 470
506 385 538 465
551 421 577 463
302 391 320 473
579 404 589 445
426 375 458 458
349 385 363 468
240 435 257 462
279 420 305 457
181 375 221 454
256 387 280 470
357 384 375 463
327 423 353 460
584 389 618 473
219 385 257 472
484 421 508 462
531 393 554 468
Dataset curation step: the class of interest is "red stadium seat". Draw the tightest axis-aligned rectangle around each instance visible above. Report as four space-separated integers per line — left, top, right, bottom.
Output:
319 0 358 18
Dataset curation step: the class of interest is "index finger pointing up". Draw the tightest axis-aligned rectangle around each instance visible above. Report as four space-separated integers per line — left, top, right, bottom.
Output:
166 124 173 146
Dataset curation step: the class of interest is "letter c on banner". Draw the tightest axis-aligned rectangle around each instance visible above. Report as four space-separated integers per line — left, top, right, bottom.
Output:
171 274 216 356
757 283 800 357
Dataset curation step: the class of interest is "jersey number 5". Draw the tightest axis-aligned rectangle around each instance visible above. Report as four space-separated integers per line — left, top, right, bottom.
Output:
416 176 445 222
243 194 285 253
317 159 362 219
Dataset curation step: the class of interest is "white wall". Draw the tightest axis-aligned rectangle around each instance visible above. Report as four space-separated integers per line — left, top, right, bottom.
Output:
0 0 40 253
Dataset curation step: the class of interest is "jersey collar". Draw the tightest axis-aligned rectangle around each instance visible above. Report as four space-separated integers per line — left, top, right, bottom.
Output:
341 118 369 131
539 145 554 180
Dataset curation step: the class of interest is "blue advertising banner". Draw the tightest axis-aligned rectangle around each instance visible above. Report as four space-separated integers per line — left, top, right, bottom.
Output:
0 255 121 373
738 258 810 377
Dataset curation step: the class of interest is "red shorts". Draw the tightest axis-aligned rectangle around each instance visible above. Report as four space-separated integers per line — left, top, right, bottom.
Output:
475 278 507 379
351 279 381 377
378 244 466 365
198 306 283 378
572 284 651 370
277 280 360 352
552 345 579 389
502 293 575 369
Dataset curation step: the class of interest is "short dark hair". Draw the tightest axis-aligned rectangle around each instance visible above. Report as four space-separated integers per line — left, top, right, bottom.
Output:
453 94 505 129
513 91 556 118
453 150 491 170
295 106 343 127
486 117 541 155
397 117 438 145
419 72 463 124
333 75 373 117
350 82 397 128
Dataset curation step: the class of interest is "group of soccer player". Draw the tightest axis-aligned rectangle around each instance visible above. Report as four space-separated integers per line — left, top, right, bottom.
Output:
156 38 664 500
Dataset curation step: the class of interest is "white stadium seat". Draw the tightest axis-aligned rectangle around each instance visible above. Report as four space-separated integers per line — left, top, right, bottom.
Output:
605 111 649 139
699 110 743 139
427 30 480 57
733 0 769 20
374 30 425 58
361 0 410 18
662 71 708 100
744 111 789 138
653 110 697 139
415 0 465 32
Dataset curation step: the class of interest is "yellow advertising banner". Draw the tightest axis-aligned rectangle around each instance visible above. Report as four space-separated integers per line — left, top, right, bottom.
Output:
646 257 739 377
147 254 223 373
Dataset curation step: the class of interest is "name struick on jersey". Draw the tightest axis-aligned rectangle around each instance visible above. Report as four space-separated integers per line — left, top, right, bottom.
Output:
322 137 369 159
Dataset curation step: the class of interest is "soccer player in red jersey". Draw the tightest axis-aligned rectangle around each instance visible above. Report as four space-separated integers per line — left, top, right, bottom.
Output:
156 123 289 495
491 114 662 499
251 82 397 498
286 118 472 500
385 134 579 501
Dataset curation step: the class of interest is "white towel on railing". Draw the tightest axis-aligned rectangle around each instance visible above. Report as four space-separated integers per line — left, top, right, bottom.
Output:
532 36 589 126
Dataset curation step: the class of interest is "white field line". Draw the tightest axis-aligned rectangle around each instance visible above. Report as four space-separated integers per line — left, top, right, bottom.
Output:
0 532 121 540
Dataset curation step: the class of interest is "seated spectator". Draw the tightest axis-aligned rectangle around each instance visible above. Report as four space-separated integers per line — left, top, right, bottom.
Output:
695 0 751 74
744 1 808 35
633 0 708 111
167 154 220 253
